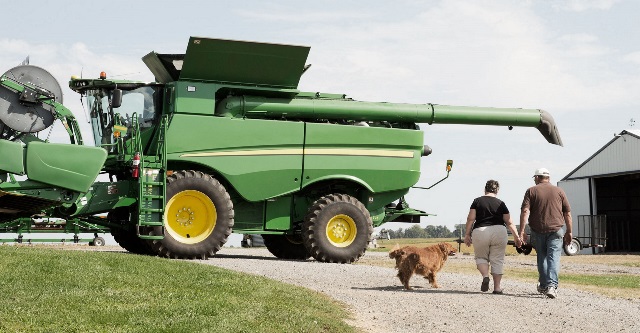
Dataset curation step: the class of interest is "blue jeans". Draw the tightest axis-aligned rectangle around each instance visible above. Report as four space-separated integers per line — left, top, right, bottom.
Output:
530 228 564 289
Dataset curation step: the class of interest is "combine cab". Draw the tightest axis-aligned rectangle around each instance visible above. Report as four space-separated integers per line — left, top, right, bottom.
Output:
0 37 563 262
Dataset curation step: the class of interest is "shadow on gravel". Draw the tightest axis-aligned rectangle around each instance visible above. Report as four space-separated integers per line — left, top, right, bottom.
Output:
351 285 539 298
212 253 311 262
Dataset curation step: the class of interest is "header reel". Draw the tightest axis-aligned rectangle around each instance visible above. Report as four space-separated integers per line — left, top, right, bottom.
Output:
0 65 62 141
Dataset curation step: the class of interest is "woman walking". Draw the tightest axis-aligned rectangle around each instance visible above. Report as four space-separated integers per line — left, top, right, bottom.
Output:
464 180 522 293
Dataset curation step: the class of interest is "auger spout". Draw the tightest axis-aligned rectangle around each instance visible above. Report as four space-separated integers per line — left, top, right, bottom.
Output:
216 96 563 146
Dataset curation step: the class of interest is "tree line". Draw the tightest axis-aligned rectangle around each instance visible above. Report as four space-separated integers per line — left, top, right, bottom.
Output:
378 224 465 239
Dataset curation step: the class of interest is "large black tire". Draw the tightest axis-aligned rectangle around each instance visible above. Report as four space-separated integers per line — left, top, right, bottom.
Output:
563 238 581 256
108 208 155 255
302 193 373 263
149 170 234 259
262 234 311 260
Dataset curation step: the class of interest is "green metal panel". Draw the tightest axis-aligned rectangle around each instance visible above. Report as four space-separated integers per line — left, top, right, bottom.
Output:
166 115 304 201
302 123 422 194
173 81 217 116
25 142 107 193
232 200 264 231
180 37 310 88
0 140 24 174
264 196 292 230
72 181 133 216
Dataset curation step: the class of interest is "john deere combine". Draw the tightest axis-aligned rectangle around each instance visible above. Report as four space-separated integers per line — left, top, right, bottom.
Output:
0 37 562 262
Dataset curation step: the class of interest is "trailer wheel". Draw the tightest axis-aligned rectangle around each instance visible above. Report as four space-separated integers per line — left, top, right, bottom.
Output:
151 170 234 259
302 194 373 263
262 234 311 260
563 238 581 256
92 237 106 246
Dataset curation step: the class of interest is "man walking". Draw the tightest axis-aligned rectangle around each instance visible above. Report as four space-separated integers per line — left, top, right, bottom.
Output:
519 168 572 298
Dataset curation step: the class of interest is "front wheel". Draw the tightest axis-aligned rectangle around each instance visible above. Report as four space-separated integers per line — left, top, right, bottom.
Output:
563 238 581 256
150 170 234 259
302 194 373 263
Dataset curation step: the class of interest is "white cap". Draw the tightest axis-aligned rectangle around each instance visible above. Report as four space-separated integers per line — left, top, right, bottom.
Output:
533 168 550 177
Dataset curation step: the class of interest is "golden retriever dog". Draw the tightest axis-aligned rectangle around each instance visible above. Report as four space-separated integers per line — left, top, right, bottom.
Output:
388 242 457 290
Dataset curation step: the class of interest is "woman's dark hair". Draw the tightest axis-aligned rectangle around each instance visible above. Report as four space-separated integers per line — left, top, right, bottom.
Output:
485 180 499 194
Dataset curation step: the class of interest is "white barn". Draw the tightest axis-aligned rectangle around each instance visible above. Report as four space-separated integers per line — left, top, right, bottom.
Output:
558 129 640 253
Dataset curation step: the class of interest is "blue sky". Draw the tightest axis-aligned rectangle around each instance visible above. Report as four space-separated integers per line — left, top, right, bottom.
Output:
2 0 639 236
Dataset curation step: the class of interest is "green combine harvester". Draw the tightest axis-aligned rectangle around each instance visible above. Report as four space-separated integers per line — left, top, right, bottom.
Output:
0 37 562 262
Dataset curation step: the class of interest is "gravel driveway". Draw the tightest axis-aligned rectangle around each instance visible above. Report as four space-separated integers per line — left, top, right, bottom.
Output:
200 248 640 332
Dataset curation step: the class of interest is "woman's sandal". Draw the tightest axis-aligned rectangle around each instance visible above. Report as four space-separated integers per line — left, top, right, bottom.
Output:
481 277 490 292
492 289 504 294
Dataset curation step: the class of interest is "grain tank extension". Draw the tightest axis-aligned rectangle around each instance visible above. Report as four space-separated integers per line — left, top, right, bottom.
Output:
0 37 563 263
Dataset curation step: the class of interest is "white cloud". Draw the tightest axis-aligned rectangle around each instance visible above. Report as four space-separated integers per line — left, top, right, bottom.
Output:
236 8 372 23
552 0 622 12
288 1 640 115
623 51 640 65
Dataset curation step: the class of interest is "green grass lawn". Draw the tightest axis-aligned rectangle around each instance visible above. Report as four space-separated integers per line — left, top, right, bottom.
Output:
0 246 357 333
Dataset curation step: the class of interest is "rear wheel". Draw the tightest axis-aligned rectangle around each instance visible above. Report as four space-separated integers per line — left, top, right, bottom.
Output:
108 208 155 255
263 234 311 260
150 170 234 259
563 238 581 256
302 194 373 263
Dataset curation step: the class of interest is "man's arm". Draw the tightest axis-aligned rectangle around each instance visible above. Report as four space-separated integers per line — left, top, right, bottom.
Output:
563 211 573 246
519 207 530 243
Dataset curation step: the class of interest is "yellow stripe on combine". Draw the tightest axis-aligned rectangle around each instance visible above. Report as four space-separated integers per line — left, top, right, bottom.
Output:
182 149 303 157
181 148 414 158
305 148 414 158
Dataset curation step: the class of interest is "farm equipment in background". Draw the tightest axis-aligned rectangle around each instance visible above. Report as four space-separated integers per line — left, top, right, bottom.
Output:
0 217 108 246
0 37 563 263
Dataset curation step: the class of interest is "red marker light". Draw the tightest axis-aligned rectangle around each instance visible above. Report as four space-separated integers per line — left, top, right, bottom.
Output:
100 71 107 79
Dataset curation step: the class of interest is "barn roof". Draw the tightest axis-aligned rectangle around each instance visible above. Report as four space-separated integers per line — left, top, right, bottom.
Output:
561 129 640 181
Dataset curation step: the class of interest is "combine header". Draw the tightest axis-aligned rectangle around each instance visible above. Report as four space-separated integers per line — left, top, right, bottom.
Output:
0 37 562 262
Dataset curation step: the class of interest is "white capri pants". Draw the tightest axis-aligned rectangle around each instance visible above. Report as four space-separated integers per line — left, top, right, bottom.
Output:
471 225 508 274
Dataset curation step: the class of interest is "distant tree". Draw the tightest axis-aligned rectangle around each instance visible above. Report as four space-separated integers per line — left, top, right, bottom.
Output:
391 228 403 239
384 225 457 238
404 225 427 238
436 225 454 238
453 224 466 239
423 225 454 238
423 225 437 238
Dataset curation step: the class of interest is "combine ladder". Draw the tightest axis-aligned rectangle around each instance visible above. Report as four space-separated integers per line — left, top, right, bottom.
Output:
136 116 167 240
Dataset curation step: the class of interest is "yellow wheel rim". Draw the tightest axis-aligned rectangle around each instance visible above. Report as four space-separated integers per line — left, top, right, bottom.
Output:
326 214 357 247
165 190 216 244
